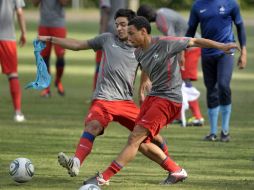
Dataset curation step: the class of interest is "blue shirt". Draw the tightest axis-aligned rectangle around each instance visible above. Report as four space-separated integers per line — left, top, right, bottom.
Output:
187 0 243 56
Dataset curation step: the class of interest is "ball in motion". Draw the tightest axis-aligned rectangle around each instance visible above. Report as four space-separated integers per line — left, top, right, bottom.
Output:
9 158 34 183
79 184 101 190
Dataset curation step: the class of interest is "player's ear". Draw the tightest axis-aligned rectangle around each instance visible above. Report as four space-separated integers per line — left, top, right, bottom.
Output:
141 27 147 35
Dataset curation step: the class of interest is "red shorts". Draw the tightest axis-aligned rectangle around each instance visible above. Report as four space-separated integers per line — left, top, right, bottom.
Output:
38 26 67 57
136 96 181 142
0 41 17 74
181 47 201 81
85 99 139 132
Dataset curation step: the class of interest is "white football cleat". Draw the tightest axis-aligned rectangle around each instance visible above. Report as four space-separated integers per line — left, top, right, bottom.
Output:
14 113 26 122
161 168 188 184
58 152 80 177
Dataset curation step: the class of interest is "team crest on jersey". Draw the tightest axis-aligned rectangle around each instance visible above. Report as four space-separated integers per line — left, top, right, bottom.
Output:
153 53 159 60
219 6 225 14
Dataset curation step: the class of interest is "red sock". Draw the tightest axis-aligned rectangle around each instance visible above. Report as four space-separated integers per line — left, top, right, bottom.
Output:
102 161 122 181
188 100 202 119
160 156 181 173
9 77 21 111
161 141 169 157
74 132 95 165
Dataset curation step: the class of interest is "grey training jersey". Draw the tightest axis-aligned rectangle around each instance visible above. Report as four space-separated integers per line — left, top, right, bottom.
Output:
156 8 188 36
99 0 128 34
135 37 190 103
88 33 139 100
39 0 65 27
0 0 25 40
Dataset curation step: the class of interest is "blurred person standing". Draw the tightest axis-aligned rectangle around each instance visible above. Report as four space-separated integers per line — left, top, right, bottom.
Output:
32 0 69 97
137 5 204 127
186 0 247 142
93 0 128 89
0 0 26 122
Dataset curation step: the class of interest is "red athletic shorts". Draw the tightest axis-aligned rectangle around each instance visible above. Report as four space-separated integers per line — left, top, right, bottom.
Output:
181 47 201 81
0 41 17 74
85 99 140 132
136 96 181 142
38 26 67 57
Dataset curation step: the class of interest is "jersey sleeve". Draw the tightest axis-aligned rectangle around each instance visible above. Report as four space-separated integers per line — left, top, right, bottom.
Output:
88 33 111 51
162 37 190 55
156 13 174 36
231 0 243 25
99 0 111 8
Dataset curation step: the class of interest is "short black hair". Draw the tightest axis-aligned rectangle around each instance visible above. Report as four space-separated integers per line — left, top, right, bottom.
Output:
137 4 156 22
128 16 151 34
114 9 136 21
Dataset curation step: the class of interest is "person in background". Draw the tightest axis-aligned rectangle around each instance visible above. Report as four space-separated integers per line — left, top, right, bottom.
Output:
137 4 204 127
186 0 247 142
93 0 128 89
0 0 27 122
32 0 69 97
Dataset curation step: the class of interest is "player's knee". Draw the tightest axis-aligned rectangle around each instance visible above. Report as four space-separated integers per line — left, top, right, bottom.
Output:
7 73 18 79
85 121 103 136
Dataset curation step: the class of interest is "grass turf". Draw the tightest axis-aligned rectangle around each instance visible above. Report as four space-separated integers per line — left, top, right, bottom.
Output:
0 10 253 190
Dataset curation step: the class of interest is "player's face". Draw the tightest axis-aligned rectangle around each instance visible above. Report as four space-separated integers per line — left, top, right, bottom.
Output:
115 17 129 40
127 25 144 48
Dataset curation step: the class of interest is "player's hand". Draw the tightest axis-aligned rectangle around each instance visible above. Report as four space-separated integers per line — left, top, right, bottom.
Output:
237 51 247 69
37 36 51 42
222 42 240 54
19 33 26 47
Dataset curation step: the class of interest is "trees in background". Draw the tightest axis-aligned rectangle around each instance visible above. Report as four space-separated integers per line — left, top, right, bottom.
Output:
24 0 254 9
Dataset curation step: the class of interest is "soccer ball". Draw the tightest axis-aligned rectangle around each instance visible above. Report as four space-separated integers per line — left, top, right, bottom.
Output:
79 184 101 190
9 158 34 183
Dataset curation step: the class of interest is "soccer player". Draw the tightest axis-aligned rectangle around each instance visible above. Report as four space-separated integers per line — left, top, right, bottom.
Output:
186 0 247 142
38 9 169 177
83 16 239 186
94 0 128 89
0 0 26 122
137 5 204 127
32 0 69 97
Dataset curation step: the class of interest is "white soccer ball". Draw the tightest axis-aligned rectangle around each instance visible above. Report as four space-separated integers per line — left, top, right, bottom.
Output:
9 158 34 183
79 184 101 190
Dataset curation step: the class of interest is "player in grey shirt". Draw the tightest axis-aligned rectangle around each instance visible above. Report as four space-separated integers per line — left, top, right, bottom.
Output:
137 5 204 126
83 16 239 186
0 0 26 122
38 9 170 178
93 0 128 89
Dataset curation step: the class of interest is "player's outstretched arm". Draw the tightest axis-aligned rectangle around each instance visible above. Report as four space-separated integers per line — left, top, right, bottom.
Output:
188 38 240 54
38 36 91 51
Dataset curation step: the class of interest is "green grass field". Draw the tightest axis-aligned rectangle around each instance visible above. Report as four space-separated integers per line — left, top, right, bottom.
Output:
0 10 254 190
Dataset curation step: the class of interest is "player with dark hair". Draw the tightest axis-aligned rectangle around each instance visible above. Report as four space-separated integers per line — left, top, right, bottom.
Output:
83 16 239 186
137 4 204 126
94 0 128 89
186 0 247 142
0 0 27 122
32 0 69 97
38 9 169 178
